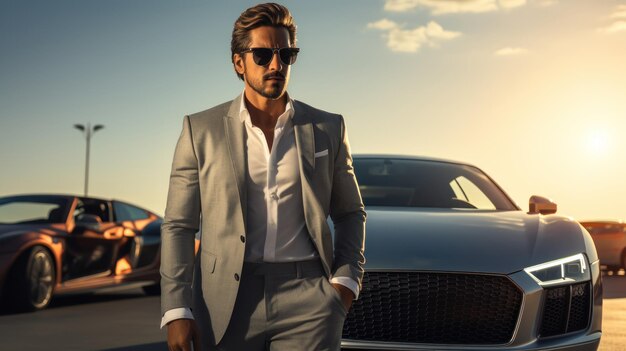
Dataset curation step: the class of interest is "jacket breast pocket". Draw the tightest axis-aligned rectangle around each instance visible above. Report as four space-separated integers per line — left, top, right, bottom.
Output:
313 148 331 176
314 149 329 158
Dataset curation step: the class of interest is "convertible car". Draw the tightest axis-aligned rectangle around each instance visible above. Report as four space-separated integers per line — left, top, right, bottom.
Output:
341 155 602 351
0 194 172 312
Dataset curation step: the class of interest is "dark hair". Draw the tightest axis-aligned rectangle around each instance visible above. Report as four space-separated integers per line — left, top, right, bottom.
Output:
231 3 297 80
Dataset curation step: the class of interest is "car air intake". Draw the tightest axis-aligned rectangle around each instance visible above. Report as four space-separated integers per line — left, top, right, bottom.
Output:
343 271 523 344
539 282 591 338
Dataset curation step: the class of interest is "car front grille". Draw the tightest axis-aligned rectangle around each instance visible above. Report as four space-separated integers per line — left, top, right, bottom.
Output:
343 271 523 345
539 282 591 338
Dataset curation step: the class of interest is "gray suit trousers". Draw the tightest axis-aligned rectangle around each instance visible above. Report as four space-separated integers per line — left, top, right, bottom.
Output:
196 260 348 351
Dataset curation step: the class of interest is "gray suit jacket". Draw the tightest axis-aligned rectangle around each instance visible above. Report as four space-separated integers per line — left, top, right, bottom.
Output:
160 94 366 343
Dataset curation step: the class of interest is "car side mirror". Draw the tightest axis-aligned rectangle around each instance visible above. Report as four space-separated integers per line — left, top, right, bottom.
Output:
74 213 103 231
528 195 557 215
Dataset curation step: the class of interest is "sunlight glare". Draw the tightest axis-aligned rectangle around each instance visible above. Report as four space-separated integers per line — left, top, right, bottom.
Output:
586 130 610 156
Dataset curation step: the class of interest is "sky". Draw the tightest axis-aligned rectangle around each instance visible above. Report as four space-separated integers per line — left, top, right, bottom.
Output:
1 0 625 221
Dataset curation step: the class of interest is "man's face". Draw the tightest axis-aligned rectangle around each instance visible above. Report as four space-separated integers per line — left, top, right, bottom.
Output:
234 26 292 100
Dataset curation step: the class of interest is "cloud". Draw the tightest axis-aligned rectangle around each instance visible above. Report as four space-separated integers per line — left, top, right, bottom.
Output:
425 21 462 40
383 0 420 12
367 18 398 30
368 19 461 53
494 47 529 56
597 21 626 34
383 0 556 14
533 0 558 7
610 5 626 19
498 0 527 10
596 6 626 35
384 0 497 14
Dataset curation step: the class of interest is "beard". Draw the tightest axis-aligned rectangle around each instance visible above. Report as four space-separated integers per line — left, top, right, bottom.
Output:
245 72 286 100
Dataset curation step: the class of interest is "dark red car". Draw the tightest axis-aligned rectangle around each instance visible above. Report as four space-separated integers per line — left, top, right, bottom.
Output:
0 194 172 312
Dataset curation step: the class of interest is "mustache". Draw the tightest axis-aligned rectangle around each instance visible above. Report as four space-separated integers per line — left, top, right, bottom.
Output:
263 72 285 80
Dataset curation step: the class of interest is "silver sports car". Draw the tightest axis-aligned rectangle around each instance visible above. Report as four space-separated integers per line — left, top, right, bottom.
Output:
341 155 602 351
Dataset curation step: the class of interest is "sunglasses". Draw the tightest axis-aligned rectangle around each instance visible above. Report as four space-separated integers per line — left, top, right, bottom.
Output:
240 47 300 66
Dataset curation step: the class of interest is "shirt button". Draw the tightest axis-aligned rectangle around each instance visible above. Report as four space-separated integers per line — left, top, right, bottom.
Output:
240 235 246 243
234 273 240 281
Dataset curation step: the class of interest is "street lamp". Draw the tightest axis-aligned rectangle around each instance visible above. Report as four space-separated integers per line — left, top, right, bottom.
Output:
73 123 104 196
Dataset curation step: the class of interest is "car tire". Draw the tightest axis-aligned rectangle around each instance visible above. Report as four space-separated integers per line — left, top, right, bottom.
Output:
8 246 56 312
142 283 161 296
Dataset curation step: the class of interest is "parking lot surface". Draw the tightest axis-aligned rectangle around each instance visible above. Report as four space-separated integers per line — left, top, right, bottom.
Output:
0 276 624 350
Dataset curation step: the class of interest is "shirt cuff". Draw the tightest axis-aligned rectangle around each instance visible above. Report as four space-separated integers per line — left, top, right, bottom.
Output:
160 307 194 329
330 276 360 300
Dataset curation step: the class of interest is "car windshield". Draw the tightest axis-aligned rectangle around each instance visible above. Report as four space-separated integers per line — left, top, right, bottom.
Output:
353 158 518 210
0 196 70 224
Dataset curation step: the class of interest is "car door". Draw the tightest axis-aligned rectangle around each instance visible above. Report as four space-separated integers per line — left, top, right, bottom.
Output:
63 198 126 281
112 201 161 271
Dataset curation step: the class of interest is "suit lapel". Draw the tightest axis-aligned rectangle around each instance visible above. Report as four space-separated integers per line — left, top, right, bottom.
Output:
293 101 315 182
224 95 247 229
293 101 333 274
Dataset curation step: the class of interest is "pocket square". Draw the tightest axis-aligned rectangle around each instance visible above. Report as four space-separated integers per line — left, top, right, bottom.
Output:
314 149 329 158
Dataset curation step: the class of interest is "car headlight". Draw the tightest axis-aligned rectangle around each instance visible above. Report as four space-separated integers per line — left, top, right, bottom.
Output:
524 253 590 286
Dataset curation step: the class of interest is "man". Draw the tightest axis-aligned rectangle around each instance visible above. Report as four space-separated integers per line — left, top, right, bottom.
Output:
160 3 366 350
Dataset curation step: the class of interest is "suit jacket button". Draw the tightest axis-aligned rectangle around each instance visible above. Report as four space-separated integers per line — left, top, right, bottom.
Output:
240 235 246 243
234 273 240 281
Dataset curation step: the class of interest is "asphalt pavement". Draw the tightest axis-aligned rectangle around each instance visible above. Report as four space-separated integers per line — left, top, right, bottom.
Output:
598 272 626 351
0 275 625 350
0 287 167 350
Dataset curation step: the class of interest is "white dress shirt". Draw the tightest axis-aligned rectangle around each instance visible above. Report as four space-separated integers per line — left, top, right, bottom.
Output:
242 93 318 262
161 92 359 328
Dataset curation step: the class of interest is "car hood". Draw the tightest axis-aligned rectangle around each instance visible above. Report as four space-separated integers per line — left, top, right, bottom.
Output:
362 208 592 274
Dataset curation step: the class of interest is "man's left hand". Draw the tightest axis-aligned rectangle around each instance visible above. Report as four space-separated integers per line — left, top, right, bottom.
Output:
331 283 354 312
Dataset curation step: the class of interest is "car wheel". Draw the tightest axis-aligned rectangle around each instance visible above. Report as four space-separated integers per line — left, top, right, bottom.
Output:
142 283 161 296
9 246 56 312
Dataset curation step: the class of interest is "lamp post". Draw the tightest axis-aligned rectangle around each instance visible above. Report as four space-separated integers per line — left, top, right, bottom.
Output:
73 123 104 196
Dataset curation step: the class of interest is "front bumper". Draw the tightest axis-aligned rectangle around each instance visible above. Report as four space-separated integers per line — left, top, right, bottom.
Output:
341 260 602 351
342 332 600 350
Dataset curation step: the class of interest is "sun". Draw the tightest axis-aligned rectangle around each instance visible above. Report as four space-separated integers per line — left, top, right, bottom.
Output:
586 130 610 156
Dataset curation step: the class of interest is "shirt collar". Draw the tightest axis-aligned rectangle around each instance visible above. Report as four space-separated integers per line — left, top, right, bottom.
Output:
238 90 295 128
